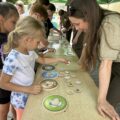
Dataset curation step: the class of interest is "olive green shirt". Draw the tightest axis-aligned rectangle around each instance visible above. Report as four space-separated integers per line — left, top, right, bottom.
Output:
100 13 120 62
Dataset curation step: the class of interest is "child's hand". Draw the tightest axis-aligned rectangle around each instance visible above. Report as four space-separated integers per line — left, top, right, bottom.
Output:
48 48 56 53
29 85 42 95
38 40 49 48
59 58 70 64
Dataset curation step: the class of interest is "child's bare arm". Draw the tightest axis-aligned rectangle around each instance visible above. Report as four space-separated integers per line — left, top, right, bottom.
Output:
36 56 69 65
0 73 42 95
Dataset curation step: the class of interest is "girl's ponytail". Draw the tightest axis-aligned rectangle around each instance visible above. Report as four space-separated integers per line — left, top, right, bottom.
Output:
5 31 19 53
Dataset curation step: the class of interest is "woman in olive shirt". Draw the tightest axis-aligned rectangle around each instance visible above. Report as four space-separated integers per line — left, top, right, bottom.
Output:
67 0 120 120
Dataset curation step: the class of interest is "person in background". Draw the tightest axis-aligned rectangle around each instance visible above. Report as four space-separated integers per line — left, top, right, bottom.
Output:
59 9 67 30
32 0 61 37
0 2 19 120
47 3 56 21
15 0 24 16
33 0 50 9
23 0 50 17
47 3 62 36
0 16 69 120
30 4 48 31
68 0 120 120
58 9 72 42
29 3 54 53
32 0 50 37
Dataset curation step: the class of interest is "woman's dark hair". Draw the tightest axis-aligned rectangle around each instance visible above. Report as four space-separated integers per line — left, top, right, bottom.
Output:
68 0 104 71
48 3 56 12
0 2 19 19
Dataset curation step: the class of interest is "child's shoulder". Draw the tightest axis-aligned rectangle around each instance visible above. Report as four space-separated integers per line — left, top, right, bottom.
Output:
5 49 20 64
8 49 20 59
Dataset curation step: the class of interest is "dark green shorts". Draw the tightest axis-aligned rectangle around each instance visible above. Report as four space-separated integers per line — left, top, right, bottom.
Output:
107 62 120 107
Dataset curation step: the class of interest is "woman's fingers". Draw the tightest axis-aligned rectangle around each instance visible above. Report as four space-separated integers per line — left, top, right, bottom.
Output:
97 102 120 120
97 107 106 118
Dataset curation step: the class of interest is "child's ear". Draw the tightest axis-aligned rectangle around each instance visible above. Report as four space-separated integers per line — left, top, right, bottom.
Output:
24 36 32 43
26 37 33 42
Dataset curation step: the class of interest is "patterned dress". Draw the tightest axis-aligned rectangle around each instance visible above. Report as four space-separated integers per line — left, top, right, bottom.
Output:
2 49 38 109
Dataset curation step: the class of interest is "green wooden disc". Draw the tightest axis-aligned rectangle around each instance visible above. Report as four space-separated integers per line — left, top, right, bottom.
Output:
43 95 67 112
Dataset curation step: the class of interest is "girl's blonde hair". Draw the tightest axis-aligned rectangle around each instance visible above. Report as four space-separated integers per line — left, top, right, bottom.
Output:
7 16 44 52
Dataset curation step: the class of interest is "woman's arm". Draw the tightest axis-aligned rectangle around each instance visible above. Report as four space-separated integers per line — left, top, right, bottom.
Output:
97 60 119 120
98 59 112 102
0 73 41 95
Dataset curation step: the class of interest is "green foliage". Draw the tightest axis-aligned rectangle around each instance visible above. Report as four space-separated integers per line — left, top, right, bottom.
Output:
7 0 16 3
6 0 120 5
50 0 67 3
7 0 31 4
97 0 120 4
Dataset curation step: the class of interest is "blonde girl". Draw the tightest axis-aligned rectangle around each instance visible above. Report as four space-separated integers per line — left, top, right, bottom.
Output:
0 16 68 120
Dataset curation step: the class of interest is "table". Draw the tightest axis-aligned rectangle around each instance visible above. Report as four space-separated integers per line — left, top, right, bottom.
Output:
22 36 110 120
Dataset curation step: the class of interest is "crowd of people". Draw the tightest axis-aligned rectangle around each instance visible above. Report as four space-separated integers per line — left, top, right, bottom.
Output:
0 0 120 120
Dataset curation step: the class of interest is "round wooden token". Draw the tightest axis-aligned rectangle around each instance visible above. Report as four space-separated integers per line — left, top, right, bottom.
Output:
74 88 81 93
75 80 81 85
42 65 55 71
43 95 68 112
67 82 73 87
66 90 74 95
42 71 59 79
41 80 58 90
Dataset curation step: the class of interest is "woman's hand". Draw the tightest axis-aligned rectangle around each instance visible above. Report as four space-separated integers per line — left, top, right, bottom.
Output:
97 100 120 120
98 60 120 120
28 85 42 95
